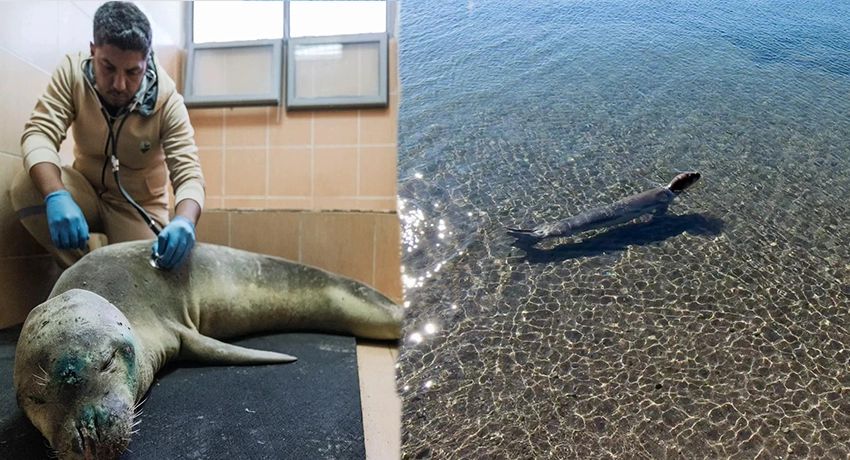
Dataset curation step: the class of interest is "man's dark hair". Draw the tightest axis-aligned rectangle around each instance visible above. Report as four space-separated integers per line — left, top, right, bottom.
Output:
93 1 152 55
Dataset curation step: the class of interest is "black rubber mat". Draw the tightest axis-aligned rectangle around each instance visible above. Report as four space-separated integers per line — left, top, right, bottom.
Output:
0 325 365 459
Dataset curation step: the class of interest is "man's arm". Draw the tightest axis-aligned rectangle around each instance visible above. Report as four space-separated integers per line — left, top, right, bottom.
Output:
174 198 201 227
29 163 66 198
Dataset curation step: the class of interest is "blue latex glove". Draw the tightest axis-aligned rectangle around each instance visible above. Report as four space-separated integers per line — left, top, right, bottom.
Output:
152 216 195 270
44 190 89 250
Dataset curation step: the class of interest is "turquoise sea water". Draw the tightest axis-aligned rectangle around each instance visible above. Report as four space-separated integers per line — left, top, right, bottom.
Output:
397 1 850 458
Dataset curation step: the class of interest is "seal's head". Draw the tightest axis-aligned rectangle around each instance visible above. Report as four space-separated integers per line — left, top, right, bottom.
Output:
14 289 140 460
667 171 701 194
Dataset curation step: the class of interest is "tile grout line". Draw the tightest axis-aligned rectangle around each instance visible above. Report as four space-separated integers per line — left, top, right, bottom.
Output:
310 112 315 211
0 43 52 76
221 109 227 199
357 110 362 199
297 212 303 263
372 216 377 288
265 107 270 205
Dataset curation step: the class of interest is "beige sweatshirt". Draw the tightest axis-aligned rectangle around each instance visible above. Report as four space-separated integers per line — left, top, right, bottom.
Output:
21 51 205 210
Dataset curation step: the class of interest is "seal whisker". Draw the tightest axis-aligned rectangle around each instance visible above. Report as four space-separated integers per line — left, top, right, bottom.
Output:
133 397 148 411
32 373 47 386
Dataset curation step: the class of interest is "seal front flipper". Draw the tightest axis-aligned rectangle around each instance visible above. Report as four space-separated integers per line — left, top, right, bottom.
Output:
177 328 297 364
653 203 669 216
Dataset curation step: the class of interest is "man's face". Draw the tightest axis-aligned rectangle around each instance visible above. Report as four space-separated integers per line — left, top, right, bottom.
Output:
89 43 148 107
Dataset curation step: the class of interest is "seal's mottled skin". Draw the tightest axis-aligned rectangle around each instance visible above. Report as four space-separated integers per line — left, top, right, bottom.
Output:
13 241 403 460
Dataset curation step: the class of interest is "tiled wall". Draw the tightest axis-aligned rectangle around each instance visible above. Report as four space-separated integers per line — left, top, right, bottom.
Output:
195 210 402 305
0 2 401 328
189 40 399 213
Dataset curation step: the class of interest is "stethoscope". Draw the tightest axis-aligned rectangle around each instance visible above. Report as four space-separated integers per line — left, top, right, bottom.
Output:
99 106 166 269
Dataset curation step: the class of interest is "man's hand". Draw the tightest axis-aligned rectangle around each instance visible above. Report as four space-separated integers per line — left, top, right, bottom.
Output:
45 190 89 250
152 216 195 269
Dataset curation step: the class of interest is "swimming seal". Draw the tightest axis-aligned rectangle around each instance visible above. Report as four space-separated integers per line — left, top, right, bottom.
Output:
13 241 402 460
507 172 701 244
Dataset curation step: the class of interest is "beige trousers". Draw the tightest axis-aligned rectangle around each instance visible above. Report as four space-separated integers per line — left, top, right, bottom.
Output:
11 166 169 268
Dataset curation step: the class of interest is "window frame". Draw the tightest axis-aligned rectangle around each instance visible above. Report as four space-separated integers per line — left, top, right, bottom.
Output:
182 1 396 110
285 32 389 110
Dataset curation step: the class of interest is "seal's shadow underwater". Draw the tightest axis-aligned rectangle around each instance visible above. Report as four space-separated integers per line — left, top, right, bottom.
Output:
511 213 726 263
6 241 403 460
506 172 720 262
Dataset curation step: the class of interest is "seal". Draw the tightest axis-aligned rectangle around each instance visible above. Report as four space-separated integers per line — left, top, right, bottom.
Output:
507 172 701 245
13 240 403 460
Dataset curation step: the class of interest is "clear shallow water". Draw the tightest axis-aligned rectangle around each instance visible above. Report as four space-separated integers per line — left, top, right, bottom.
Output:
396 1 850 458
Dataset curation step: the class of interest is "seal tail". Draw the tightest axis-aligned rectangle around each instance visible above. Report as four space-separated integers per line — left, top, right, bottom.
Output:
178 328 297 364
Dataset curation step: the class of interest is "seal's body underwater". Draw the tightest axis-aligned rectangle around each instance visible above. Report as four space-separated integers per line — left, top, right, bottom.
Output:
14 241 403 460
507 172 701 244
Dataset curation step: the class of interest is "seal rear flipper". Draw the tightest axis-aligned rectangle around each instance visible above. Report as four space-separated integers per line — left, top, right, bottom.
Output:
178 328 297 365
506 227 542 245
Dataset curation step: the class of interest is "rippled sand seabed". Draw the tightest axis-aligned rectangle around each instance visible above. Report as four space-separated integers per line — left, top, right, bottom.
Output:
396 1 850 458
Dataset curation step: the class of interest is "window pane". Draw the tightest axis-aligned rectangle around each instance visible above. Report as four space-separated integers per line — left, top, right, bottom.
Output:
289 1 386 38
193 46 275 96
293 41 381 99
193 1 284 44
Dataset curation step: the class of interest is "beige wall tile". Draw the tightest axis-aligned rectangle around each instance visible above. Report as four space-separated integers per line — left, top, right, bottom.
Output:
314 111 359 146
374 214 403 303
70 2 102 19
55 3 93 69
0 2 60 74
136 1 186 48
268 148 312 197
195 210 230 246
389 38 399 95
204 197 224 209
188 109 224 147
225 107 268 147
265 198 312 210
0 255 62 329
313 147 357 197
230 211 300 261
0 49 51 156
223 198 267 210
268 111 312 147
197 147 224 197
359 146 398 197
360 107 396 145
314 198 359 211
355 199 397 213
301 212 375 285
224 148 266 196
153 45 185 92
0 155 46 257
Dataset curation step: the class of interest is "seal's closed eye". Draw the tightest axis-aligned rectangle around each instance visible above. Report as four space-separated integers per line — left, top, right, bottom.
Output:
101 351 117 372
29 396 46 405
